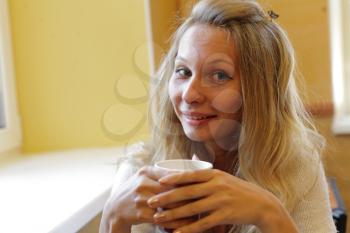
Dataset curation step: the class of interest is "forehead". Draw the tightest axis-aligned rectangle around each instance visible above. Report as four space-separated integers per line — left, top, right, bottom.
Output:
177 24 236 62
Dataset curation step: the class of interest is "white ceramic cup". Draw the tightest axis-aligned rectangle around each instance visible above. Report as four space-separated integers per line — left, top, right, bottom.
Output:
154 159 212 221
155 159 213 172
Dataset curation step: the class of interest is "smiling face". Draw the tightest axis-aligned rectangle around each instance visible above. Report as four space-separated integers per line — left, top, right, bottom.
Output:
168 24 242 151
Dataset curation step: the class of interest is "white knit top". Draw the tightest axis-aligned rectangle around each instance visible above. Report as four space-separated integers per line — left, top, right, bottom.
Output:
109 142 337 233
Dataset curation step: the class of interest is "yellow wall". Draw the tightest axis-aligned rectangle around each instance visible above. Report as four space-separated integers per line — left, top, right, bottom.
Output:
262 0 332 103
9 0 150 153
150 0 178 68
178 0 196 17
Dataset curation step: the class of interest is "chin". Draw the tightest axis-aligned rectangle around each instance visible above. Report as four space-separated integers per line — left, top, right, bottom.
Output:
183 129 212 142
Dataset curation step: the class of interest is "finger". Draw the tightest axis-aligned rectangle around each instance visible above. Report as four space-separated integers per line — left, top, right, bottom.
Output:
137 166 178 193
163 200 192 210
134 191 158 210
134 208 158 224
174 211 224 233
157 217 198 229
148 177 175 194
158 169 215 185
133 191 162 224
138 165 175 181
147 182 211 208
137 176 174 194
153 196 218 222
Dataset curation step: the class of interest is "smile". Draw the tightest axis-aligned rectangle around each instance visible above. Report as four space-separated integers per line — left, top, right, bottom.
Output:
181 112 217 126
185 115 216 120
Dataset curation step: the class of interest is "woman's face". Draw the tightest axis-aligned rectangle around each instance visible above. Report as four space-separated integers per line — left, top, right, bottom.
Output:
168 24 242 149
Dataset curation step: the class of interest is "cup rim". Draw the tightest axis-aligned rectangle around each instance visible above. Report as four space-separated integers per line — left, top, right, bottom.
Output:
155 159 213 171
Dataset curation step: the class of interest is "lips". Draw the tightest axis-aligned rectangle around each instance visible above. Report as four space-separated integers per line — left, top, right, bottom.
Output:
184 115 216 120
182 111 216 118
181 111 217 126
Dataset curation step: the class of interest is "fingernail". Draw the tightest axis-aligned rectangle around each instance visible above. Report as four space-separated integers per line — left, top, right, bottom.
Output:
158 177 167 183
147 197 159 206
173 230 182 233
153 212 166 222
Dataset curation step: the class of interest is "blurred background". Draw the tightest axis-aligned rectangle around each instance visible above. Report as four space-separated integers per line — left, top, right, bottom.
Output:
0 0 349 232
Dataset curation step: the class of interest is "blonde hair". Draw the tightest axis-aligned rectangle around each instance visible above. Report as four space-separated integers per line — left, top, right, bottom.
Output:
147 0 324 226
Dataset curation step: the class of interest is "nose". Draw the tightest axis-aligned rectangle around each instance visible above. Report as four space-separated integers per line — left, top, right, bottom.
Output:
182 75 205 104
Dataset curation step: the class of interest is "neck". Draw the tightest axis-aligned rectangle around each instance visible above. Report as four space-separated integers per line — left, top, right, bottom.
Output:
193 142 238 173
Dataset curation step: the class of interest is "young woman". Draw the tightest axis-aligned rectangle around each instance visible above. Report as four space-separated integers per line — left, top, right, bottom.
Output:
99 0 336 232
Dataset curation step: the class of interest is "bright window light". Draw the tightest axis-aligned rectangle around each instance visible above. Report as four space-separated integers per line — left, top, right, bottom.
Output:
329 0 350 134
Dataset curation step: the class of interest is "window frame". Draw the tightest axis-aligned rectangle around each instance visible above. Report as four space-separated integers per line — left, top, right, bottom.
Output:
329 0 350 134
0 0 21 153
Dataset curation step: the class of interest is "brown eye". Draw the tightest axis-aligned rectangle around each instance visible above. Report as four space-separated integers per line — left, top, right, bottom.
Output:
175 68 192 78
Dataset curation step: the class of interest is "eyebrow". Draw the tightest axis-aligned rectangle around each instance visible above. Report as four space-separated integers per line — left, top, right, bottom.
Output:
175 56 234 66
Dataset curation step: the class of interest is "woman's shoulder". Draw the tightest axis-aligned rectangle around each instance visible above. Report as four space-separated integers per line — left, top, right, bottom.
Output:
119 141 154 166
288 153 336 232
125 141 153 155
289 152 324 196
110 141 155 195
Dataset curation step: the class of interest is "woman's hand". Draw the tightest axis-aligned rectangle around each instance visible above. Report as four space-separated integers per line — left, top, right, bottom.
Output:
99 165 172 233
99 166 197 233
147 169 298 233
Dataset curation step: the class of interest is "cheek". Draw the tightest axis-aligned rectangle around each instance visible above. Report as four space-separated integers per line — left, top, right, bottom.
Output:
211 89 242 114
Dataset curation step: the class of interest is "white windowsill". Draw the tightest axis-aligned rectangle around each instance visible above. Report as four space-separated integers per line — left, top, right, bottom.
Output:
0 147 122 233
333 115 350 135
